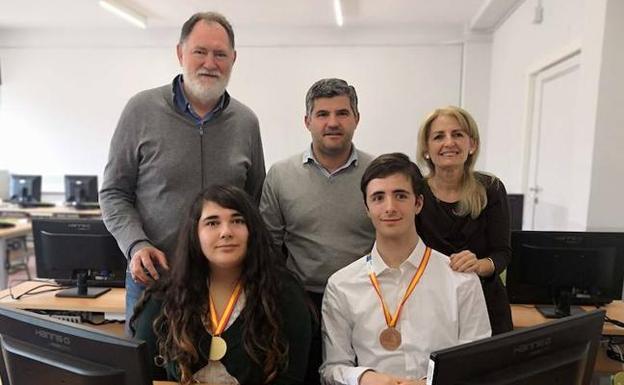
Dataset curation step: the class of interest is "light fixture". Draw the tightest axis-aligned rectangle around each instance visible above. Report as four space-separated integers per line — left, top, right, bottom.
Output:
333 0 344 27
99 0 147 29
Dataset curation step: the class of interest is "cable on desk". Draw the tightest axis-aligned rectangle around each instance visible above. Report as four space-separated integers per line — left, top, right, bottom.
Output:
8 282 70 301
605 315 624 328
604 315 624 364
606 335 624 363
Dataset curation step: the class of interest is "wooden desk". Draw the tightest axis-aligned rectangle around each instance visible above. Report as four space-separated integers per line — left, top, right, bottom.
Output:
512 302 624 336
0 204 101 219
0 222 32 290
0 282 184 385
512 302 624 374
0 280 125 336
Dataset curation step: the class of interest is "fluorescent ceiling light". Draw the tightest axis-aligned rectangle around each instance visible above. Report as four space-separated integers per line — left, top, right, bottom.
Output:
99 0 147 29
333 0 344 27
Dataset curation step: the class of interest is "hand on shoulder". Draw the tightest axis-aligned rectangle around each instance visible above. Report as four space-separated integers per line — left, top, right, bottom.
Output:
449 250 494 277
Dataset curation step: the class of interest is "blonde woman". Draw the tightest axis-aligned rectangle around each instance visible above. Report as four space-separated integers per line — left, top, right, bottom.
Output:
416 106 513 334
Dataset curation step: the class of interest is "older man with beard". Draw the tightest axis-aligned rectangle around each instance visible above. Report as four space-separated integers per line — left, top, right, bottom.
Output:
100 12 265 331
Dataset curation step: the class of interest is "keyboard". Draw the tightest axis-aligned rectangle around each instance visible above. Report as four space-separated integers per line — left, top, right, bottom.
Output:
31 309 105 324
17 201 56 208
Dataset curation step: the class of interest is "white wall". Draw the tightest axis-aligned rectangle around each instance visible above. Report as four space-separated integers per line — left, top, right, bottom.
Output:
485 0 587 193
0 26 467 192
586 0 624 231
0 46 178 192
486 0 623 231
461 38 492 172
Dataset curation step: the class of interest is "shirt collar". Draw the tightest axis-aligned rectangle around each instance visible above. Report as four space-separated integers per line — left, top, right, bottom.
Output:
368 239 427 275
302 144 359 173
172 74 227 123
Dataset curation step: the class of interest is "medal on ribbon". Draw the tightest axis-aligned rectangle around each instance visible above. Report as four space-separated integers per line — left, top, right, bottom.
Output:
368 247 431 351
207 282 243 361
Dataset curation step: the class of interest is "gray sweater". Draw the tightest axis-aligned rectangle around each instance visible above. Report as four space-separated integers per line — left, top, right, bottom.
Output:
260 149 375 293
100 82 265 260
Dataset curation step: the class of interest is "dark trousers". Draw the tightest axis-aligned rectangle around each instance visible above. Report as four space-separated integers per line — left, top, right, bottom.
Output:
305 291 323 385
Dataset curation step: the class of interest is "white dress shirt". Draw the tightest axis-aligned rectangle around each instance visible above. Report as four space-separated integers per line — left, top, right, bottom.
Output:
320 240 491 385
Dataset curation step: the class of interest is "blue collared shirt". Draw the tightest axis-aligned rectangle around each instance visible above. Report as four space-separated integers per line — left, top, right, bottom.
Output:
173 74 227 125
303 144 359 178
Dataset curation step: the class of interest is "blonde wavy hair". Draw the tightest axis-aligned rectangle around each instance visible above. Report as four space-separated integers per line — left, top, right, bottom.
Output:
416 106 488 219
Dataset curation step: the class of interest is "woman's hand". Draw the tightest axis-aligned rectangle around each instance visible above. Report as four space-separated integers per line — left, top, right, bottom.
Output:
449 250 495 277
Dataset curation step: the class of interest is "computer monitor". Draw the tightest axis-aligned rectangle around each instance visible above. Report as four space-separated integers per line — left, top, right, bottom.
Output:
507 231 624 318
33 218 127 297
428 310 604 385
507 193 524 230
9 174 42 203
64 175 99 204
0 306 151 385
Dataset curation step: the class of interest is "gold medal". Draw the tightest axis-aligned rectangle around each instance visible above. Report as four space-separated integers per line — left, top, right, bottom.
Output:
379 327 402 351
208 336 227 361
206 281 242 361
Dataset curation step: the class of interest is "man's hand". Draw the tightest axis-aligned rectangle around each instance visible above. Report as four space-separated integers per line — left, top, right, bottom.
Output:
130 246 169 285
449 250 494 277
359 370 402 385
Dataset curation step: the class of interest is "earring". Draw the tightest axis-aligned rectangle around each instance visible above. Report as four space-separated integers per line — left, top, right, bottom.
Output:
469 150 474 155
424 154 430 160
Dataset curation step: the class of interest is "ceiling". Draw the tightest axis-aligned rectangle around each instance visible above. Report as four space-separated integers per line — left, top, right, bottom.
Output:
0 0 515 32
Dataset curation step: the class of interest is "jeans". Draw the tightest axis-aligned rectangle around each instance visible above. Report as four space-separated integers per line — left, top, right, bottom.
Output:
124 272 145 336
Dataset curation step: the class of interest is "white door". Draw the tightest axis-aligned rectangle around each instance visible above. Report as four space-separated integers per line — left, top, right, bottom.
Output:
526 52 585 231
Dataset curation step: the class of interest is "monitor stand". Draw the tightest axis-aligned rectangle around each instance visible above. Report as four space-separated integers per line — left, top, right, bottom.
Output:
55 272 111 298
536 304 585 319
536 291 585 319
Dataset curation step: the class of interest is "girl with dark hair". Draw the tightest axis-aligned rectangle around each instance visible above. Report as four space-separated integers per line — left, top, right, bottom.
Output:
131 185 312 385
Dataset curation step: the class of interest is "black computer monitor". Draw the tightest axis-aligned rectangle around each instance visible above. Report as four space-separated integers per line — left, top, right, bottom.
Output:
9 174 42 203
507 193 524 230
507 231 624 318
64 175 99 204
0 306 151 385
33 218 127 297
428 310 604 385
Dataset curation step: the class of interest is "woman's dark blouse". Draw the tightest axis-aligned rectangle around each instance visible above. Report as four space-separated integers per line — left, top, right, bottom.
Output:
133 271 312 384
416 172 513 334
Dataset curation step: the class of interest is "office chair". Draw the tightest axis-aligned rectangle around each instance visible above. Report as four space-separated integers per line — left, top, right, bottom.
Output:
4 236 32 280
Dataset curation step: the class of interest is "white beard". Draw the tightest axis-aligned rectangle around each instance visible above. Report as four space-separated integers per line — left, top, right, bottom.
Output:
182 67 229 105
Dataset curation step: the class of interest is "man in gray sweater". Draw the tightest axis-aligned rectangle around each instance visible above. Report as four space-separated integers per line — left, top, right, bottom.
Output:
260 78 375 384
100 12 265 327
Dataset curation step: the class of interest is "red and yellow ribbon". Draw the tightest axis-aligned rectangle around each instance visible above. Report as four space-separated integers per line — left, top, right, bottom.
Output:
209 282 243 336
369 247 432 327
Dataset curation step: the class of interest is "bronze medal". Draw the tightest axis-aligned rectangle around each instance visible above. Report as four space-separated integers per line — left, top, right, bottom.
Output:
368 247 431 352
208 336 227 361
379 327 402 351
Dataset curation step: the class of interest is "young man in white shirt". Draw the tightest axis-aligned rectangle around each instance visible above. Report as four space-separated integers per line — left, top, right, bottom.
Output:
320 153 491 385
